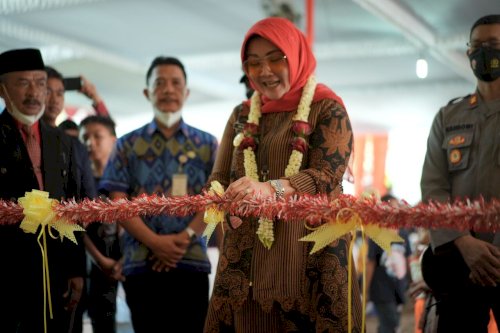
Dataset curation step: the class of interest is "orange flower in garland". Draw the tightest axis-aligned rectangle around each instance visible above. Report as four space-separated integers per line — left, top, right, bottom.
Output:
291 136 308 154
239 136 258 151
243 123 259 136
292 120 312 136
290 121 311 153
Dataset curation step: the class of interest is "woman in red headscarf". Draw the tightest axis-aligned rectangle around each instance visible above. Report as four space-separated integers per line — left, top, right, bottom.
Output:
204 17 362 332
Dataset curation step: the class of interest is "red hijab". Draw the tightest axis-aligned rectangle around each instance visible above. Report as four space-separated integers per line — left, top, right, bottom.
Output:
241 17 344 113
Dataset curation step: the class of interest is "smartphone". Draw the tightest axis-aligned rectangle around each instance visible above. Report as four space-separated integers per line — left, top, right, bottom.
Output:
63 77 82 91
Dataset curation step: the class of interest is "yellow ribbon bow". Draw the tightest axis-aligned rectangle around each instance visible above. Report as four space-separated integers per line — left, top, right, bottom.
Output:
299 208 404 333
202 181 225 244
299 208 403 254
18 190 84 333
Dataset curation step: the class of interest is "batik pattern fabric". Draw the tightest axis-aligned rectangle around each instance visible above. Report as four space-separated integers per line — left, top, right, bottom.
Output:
205 100 363 333
100 119 218 276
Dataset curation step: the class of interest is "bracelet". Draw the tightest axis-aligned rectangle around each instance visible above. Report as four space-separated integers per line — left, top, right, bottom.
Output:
268 179 285 200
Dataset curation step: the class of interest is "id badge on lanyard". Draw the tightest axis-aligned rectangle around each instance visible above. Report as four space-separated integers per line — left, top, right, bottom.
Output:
172 173 188 196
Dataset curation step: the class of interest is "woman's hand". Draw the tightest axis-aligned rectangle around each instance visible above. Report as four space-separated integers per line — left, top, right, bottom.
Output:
224 177 273 230
224 176 273 202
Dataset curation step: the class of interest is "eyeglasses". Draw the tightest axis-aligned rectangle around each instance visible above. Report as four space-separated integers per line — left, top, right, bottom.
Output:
243 52 287 76
466 40 500 50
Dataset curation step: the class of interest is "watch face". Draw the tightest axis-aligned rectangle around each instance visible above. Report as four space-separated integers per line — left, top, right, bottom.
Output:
270 180 285 199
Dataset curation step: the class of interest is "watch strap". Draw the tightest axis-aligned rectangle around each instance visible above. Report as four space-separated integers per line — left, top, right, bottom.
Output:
268 179 285 200
185 226 196 238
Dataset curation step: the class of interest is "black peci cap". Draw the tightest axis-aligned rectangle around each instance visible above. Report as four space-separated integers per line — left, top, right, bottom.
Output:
0 48 45 75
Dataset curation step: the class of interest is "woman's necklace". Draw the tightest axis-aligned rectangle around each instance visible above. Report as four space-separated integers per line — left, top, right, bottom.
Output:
233 75 317 248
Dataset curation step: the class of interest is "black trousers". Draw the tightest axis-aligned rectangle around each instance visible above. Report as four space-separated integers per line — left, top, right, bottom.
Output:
436 284 500 333
123 269 209 333
87 264 118 333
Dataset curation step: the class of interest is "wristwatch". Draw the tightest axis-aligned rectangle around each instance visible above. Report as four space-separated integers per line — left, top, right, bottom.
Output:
268 179 285 200
185 226 196 239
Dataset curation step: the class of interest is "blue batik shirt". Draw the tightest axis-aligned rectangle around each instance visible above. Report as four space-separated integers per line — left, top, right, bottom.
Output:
100 119 218 276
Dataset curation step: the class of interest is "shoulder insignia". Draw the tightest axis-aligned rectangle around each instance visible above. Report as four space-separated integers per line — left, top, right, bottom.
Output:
469 94 477 106
446 94 471 106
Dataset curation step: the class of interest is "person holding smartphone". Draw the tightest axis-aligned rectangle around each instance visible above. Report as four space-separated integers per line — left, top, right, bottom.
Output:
42 66 98 333
43 74 110 127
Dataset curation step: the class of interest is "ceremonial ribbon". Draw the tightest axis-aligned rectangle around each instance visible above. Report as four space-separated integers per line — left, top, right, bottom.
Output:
300 208 403 333
348 228 355 333
360 228 367 333
202 181 225 243
6 188 499 333
18 190 84 333
346 227 368 333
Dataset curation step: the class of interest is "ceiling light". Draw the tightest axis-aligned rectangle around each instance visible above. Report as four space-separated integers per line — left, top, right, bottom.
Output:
416 58 428 79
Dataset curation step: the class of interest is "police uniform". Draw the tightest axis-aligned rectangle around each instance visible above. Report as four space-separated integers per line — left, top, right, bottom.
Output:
420 91 500 331
421 92 500 246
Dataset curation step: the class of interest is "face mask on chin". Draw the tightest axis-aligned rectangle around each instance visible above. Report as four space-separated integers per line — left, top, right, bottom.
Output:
468 47 500 82
1 84 44 126
153 106 182 128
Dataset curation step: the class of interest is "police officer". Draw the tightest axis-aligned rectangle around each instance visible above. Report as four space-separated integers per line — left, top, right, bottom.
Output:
420 14 500 332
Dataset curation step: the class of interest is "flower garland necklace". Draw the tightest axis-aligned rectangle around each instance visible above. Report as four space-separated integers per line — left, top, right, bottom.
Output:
233 75 317 249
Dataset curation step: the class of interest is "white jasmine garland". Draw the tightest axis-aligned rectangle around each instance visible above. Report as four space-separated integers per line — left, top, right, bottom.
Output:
248 91 261 125
284 150 304 177
243 148 259 181
236 75 317 249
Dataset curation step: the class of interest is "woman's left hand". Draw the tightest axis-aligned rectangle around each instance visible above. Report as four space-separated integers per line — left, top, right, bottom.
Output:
224 176 273 202
224 177 273 229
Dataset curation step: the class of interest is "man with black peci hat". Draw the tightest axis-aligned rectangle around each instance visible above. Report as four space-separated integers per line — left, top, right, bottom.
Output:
0 48 87 333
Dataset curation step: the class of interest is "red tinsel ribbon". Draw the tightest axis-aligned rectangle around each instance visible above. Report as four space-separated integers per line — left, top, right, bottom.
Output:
1 192 499 233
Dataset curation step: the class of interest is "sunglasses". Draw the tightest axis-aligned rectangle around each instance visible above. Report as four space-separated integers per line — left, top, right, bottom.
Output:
243 52 288 77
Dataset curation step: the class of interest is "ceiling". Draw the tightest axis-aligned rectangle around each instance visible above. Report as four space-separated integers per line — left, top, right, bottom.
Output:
0 0 497 138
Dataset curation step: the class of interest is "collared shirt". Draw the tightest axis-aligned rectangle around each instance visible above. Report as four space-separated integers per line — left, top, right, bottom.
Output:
15 120 43 189
15 120 41 146
100 119 218 275
421 91 500 247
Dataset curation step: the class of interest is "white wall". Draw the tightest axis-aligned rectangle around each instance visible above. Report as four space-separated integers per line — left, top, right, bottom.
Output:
386 126 431 205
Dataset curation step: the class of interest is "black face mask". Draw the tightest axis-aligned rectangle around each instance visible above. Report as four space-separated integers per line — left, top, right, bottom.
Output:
468 47 500 82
